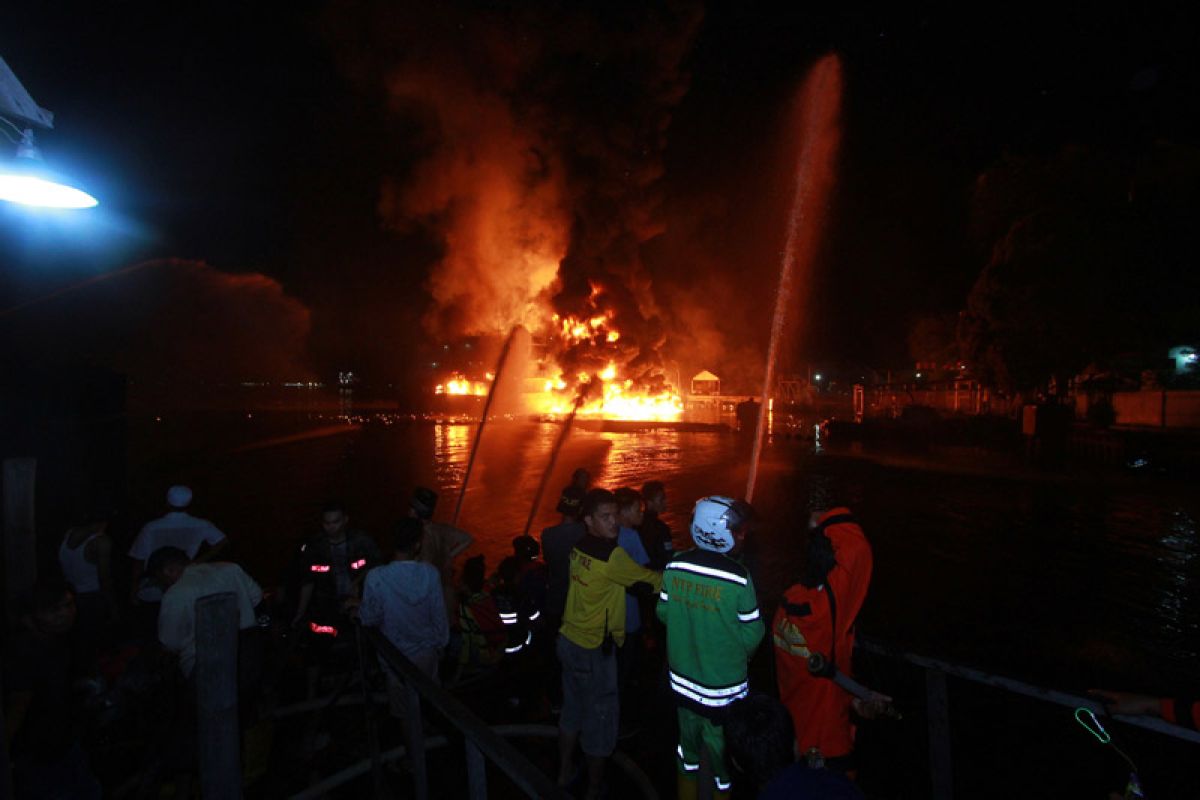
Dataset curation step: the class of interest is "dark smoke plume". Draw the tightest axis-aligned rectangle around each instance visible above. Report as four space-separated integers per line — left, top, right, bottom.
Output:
336 0 703 395
1 259 312 406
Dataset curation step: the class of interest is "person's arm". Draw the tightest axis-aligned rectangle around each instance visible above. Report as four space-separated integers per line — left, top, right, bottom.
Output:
128 530 149 602
88 533 117 615
735 576 766 657
609 547 663 592
446 526 473 562
357 574 382 627
237 566 264 609
656 570 670 625
292 583 314 627
430 570 450 650
193 531 228 563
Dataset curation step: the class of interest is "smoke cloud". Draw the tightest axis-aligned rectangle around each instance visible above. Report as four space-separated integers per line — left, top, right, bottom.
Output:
353 0 704 395
1 259 312 405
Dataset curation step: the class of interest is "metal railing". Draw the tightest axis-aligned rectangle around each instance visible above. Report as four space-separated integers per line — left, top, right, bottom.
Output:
857 637 1200 800
344 626 570 800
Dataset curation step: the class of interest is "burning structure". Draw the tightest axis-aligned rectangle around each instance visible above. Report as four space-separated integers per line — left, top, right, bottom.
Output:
355 2 703 421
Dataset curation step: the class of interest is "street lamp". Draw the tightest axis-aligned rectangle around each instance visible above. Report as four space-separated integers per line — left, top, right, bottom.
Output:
0 55 98 209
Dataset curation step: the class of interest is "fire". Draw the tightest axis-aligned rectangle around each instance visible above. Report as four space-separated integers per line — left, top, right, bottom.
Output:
434 372 490 396
530 304 684 421
432 287 682 421
534 375 684 421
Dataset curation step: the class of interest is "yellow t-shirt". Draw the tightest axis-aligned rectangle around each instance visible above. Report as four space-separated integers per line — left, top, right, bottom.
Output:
560 534 662 649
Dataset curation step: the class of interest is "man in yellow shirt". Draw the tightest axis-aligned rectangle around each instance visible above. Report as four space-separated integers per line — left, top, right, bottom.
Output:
557 488 662 799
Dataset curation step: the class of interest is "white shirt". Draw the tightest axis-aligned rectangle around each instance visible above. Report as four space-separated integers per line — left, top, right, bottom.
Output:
130 510 226 562
158 562 262 677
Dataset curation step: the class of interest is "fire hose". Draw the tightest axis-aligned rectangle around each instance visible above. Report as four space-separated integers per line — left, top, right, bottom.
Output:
807 651 902 720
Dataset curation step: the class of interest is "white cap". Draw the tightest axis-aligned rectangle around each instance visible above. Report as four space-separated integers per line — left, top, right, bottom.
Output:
167 485 193 508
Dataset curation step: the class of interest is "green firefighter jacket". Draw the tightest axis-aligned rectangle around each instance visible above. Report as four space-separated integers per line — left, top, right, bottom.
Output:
657 548 765 718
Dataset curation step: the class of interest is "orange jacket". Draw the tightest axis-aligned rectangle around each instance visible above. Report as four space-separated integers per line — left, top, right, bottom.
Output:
772 508 873 759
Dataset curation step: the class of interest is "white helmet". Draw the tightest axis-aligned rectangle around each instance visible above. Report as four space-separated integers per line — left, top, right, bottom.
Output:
691 495 745 553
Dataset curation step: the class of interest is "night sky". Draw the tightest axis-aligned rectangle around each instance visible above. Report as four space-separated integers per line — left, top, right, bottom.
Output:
2 3 1197 396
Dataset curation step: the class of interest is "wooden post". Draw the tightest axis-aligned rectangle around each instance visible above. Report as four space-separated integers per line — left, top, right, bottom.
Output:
3 458 37 626
466 739 487 799
926 667 953 800
195 592 242 800
0 672 13 800
404 682 429 799
353 625 386 798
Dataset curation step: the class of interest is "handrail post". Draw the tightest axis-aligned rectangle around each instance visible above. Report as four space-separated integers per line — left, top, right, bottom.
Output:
196 592 242 800
403 681 429 799
465 739 487 799
926 667 953 800
3 458 37 628
353 624 386 798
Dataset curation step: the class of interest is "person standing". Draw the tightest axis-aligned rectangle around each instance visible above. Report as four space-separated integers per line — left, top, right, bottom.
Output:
614 487 652 714
128 485 227 604
409 487 474 618
58 511 117 660
4 579 102 800
556 488 662 800
772 507 874 773
151 546 265 686
638 480 675 571
657 496 765 799
291 501 382 636
541 485 586 633
358 518 449 719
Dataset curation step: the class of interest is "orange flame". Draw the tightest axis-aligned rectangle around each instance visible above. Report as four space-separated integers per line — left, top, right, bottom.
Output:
432 299 681 421
434 373 489 396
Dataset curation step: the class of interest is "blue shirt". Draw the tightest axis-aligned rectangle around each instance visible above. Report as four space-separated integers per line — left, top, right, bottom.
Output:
618 526 651 632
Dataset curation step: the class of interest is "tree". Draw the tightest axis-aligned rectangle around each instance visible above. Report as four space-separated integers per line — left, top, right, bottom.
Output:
958 143 1200 394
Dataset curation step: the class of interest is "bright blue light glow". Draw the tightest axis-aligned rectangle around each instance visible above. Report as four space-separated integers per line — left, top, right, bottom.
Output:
0 172 98 208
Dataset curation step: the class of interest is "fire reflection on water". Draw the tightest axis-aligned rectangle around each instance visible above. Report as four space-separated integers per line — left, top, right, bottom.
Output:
131 414 1200 689
433 421 472 489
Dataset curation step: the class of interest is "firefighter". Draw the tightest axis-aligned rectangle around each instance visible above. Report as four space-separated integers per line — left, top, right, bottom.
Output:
657 496 765 799
291 502 382 695
772 507 873 774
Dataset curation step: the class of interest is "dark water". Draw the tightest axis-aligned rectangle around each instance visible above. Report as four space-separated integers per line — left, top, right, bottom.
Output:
123 411 1200 695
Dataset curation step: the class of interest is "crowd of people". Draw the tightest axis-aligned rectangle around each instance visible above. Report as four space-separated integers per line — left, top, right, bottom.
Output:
5 469 1187 799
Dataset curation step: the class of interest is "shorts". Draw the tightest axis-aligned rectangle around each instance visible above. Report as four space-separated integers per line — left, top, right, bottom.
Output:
557 635 619 757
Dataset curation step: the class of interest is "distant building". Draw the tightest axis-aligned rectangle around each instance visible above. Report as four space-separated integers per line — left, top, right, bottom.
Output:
685 370 756 426
690 370 720 395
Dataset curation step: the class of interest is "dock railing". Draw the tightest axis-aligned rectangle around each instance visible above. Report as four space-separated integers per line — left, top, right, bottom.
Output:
856 637 1200 799
354 626 570 800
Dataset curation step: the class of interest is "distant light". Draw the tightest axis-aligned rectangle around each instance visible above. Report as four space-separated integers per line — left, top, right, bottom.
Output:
1187 354 1198 364
814 373 823 381
916 372 923 378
